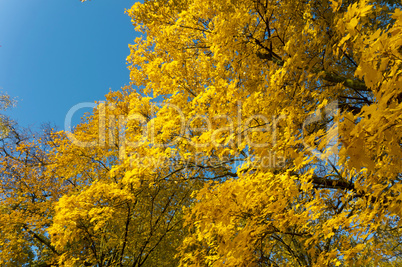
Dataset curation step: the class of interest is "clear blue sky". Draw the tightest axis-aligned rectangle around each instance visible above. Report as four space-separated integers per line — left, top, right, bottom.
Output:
0 0 139 130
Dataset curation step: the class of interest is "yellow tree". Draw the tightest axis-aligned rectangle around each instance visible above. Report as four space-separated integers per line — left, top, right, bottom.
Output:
48 88 199 266
0 93 15 139
0 123 67 266
0 88 197 266
116 0 402 266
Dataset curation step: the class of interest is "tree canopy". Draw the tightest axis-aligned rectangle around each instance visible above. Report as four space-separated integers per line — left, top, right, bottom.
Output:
1 0 402 266
0 93 15 139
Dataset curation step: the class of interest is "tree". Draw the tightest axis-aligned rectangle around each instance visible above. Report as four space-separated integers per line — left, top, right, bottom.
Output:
0 88 199 266
0 122 66 266
0 93 16 139
119 0 402 266
48 88 198 266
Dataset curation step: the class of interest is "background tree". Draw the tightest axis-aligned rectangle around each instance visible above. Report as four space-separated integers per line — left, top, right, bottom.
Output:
0 93 16 139
0 122 66 266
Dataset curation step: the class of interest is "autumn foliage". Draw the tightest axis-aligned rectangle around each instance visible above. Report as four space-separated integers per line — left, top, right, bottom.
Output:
1 0 402 266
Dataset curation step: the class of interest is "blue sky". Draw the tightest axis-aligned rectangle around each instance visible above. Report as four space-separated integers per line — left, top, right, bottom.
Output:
0 0 139 130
